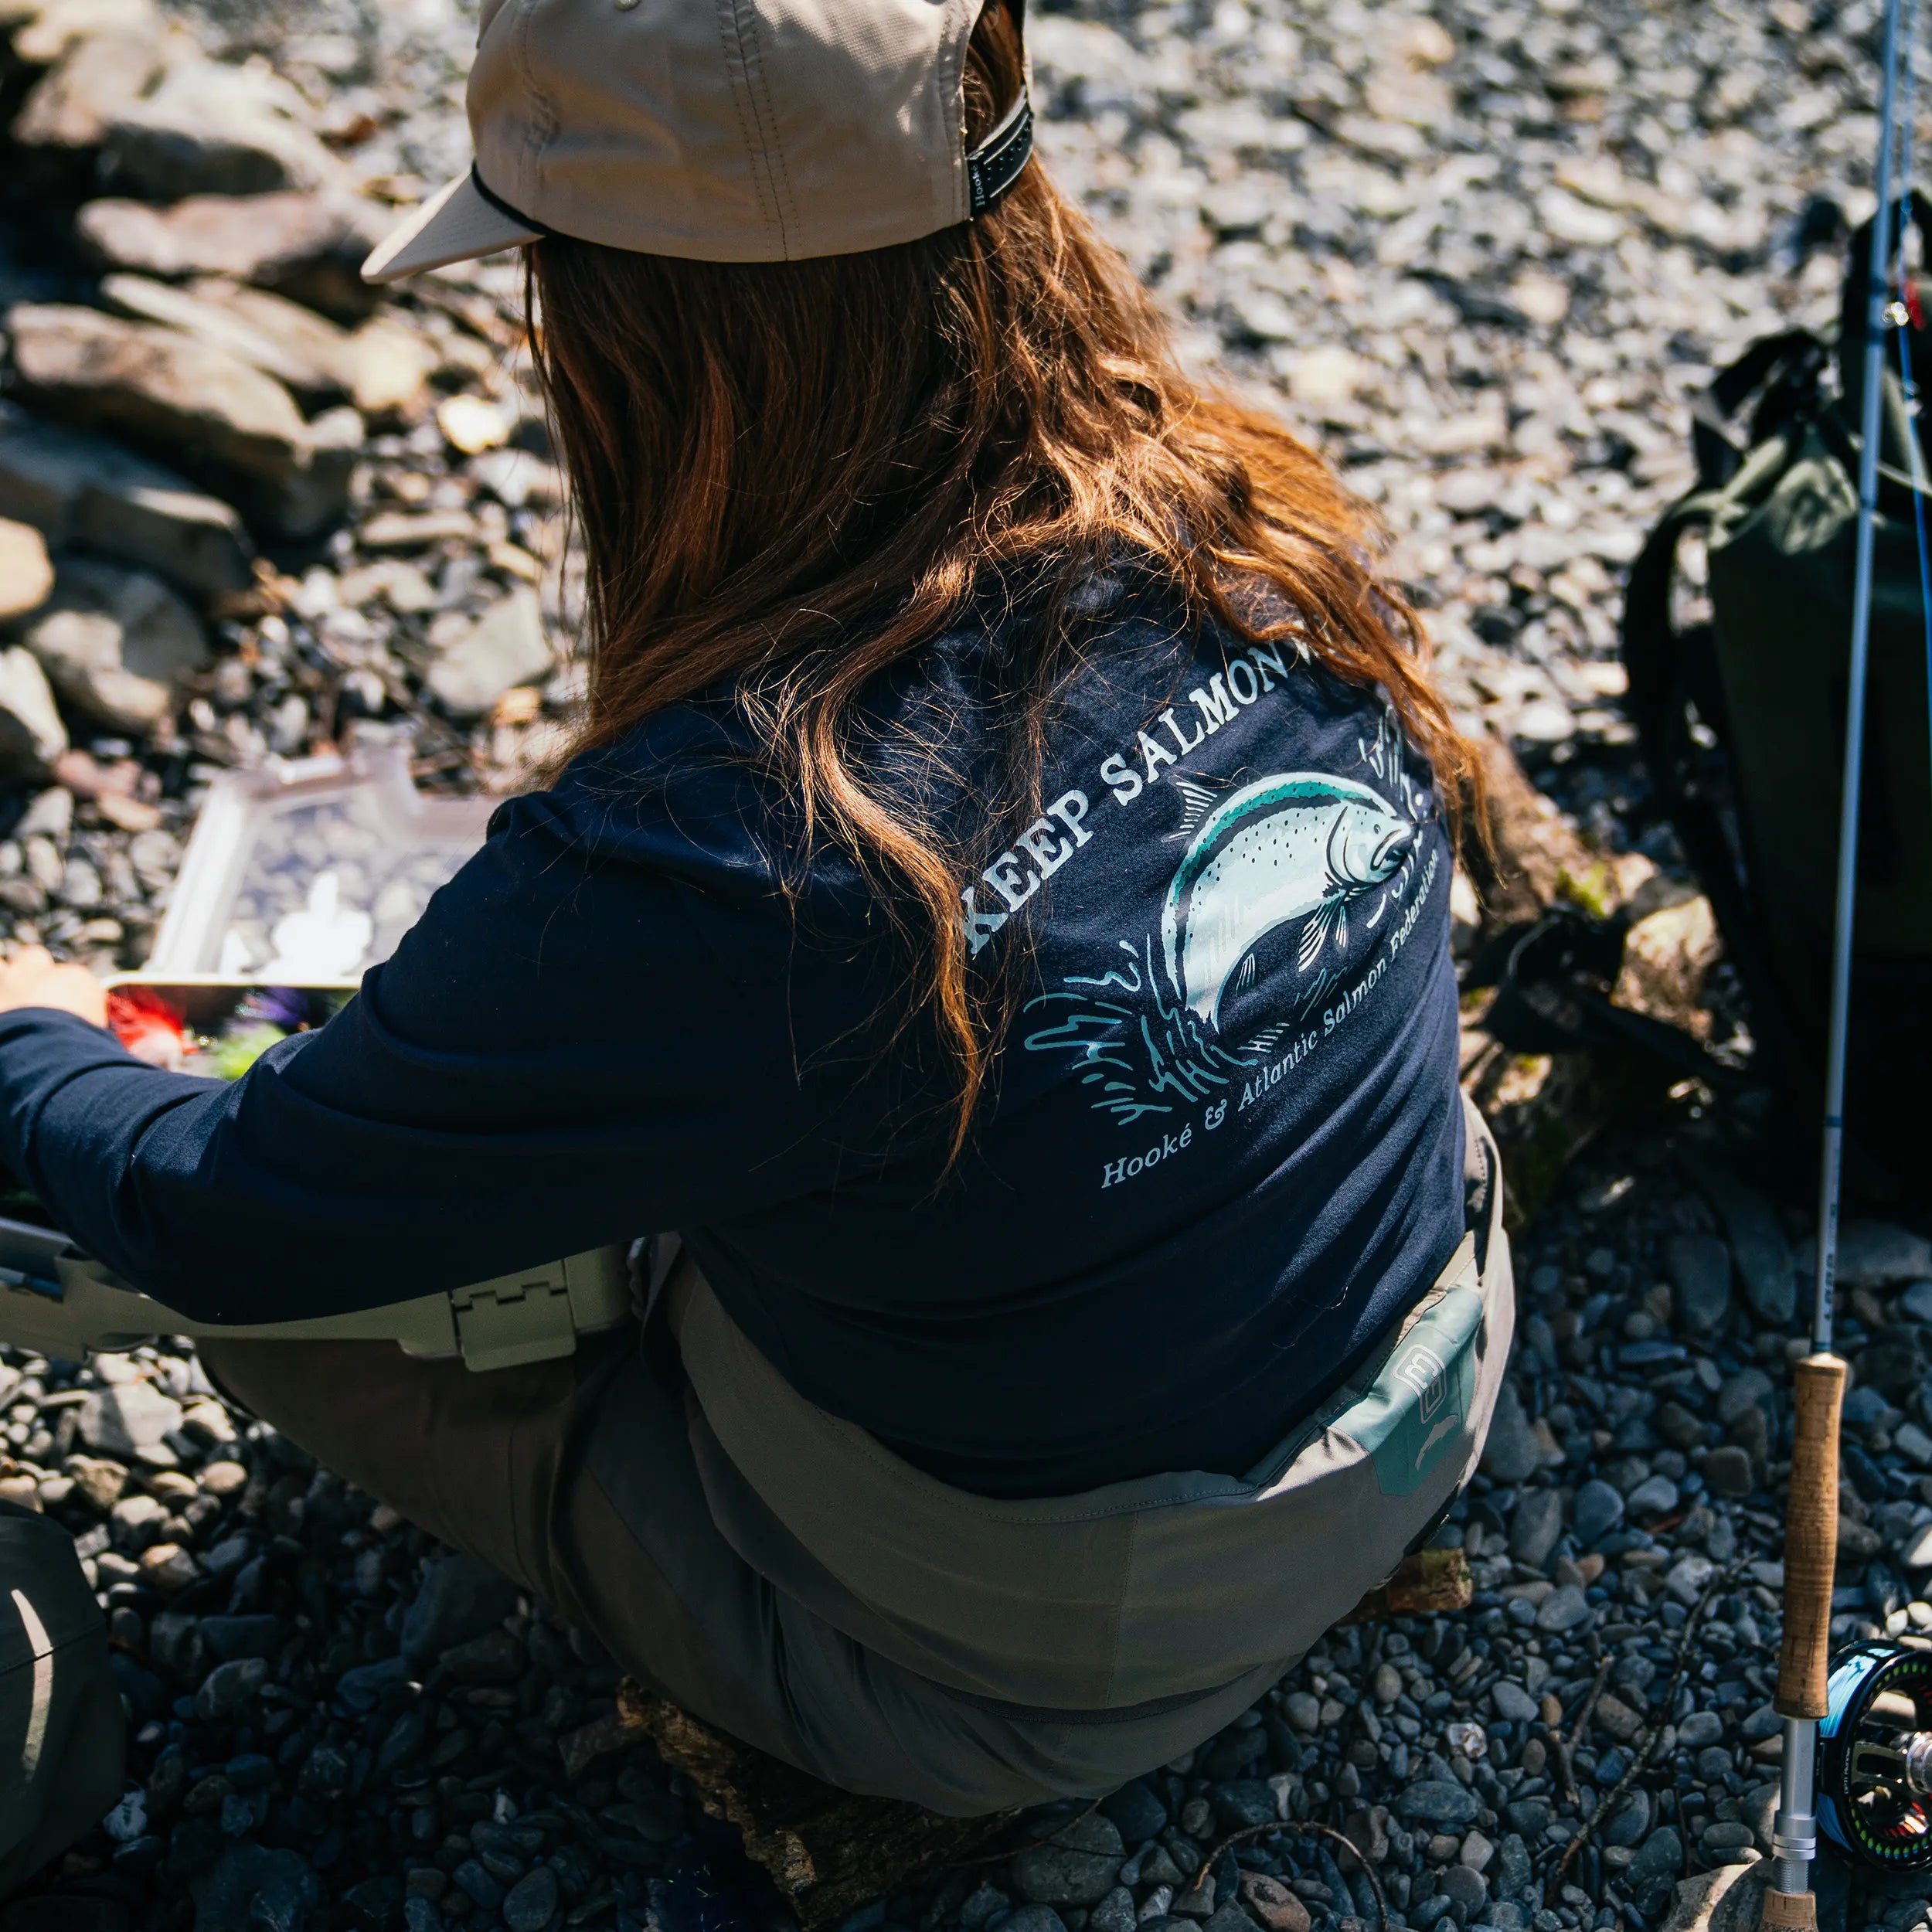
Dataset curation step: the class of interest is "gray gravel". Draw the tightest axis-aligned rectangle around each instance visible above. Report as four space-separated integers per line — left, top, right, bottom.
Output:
2 1 1932 1931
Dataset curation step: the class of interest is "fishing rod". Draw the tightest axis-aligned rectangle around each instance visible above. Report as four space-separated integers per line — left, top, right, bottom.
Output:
1785 0 1932 1893
1766 0 1920 1917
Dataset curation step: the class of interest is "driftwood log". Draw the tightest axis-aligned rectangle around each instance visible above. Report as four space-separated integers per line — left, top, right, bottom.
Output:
1457 733 1721 1225
573 1682 1017 1930
1339 1545 1471 1624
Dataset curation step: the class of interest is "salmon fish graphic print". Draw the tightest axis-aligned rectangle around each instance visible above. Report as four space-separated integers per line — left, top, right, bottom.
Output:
1019 684 1441 1158
1160 774 1417 1026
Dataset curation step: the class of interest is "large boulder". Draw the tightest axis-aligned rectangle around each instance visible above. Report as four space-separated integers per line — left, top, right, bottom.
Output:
98 57 339 199
0 406 252 596
6 302 359 536
22 556 209 733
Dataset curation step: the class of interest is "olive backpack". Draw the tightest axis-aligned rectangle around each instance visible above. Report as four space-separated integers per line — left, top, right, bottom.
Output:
1621 198 1932 1187
0 1499 125 1897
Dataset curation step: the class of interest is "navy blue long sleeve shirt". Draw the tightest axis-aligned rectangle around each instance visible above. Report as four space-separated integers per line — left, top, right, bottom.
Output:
0 575 1464 1496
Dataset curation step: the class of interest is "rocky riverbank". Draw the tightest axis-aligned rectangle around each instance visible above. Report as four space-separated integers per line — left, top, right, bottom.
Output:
0 2 1928 1932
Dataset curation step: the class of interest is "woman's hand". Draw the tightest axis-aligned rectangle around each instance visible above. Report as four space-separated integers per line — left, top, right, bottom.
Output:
0 946 107 1027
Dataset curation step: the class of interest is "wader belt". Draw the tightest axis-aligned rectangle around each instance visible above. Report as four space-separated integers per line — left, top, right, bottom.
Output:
0 1234 630 1373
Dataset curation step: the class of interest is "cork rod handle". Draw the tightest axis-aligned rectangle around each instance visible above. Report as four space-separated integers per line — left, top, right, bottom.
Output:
1777 1353 1847 1720
1762 1889 1819 1930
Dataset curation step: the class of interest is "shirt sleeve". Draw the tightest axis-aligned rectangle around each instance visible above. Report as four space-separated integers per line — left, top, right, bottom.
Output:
0 770 878 1324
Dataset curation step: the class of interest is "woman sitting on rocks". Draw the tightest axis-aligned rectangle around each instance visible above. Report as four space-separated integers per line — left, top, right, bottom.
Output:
0 0 1512 1813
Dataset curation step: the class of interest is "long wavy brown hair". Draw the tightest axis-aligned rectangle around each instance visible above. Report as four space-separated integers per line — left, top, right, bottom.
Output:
526 0 1478 1157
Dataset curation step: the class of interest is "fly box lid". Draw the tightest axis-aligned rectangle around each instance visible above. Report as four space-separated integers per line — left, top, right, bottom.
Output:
145 737 496 983
0 770 634 1369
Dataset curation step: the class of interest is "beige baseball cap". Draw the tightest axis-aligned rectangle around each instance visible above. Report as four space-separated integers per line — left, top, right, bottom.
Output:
362 0 1035 283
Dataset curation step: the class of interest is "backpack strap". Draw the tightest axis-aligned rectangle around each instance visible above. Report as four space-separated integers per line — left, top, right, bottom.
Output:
1620 486 1726 790
1620 485 1815 1089
1689 331 1826 488
1644 312 1913 819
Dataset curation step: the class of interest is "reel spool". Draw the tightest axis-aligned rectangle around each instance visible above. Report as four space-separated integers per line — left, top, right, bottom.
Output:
1816 1640 1932 1870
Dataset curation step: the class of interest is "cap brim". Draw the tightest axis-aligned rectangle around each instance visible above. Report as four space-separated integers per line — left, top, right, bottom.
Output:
362 172 543 284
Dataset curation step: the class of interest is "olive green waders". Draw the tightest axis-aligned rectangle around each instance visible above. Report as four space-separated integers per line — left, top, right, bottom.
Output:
202 1096 1511 1816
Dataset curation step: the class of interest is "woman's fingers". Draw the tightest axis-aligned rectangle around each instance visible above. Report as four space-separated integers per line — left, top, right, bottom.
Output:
0 945 108 1027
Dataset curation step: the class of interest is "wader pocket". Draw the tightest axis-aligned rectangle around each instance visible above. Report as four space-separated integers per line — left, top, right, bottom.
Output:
1334 1283 1484 1498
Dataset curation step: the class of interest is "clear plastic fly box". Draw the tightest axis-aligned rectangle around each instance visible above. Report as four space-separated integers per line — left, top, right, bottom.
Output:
144 739 498 983
0 752 634 1370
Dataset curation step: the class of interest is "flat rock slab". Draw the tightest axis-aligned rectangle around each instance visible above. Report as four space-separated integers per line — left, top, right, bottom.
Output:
1830 1220 1932 1287
1657 1859 1767 1932
74 189 386 319
99 56 338 199
100 273 350 403
0 407 252 596
10 299 307 466
97 274 436 423
11 15 168 150
77 1377 182 1458
6 301 358 536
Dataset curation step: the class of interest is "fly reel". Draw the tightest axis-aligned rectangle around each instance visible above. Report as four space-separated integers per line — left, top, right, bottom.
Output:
1815 1640 1932 1870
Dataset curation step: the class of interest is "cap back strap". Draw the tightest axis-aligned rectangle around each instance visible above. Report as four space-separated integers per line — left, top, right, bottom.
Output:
966 87 1034 219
